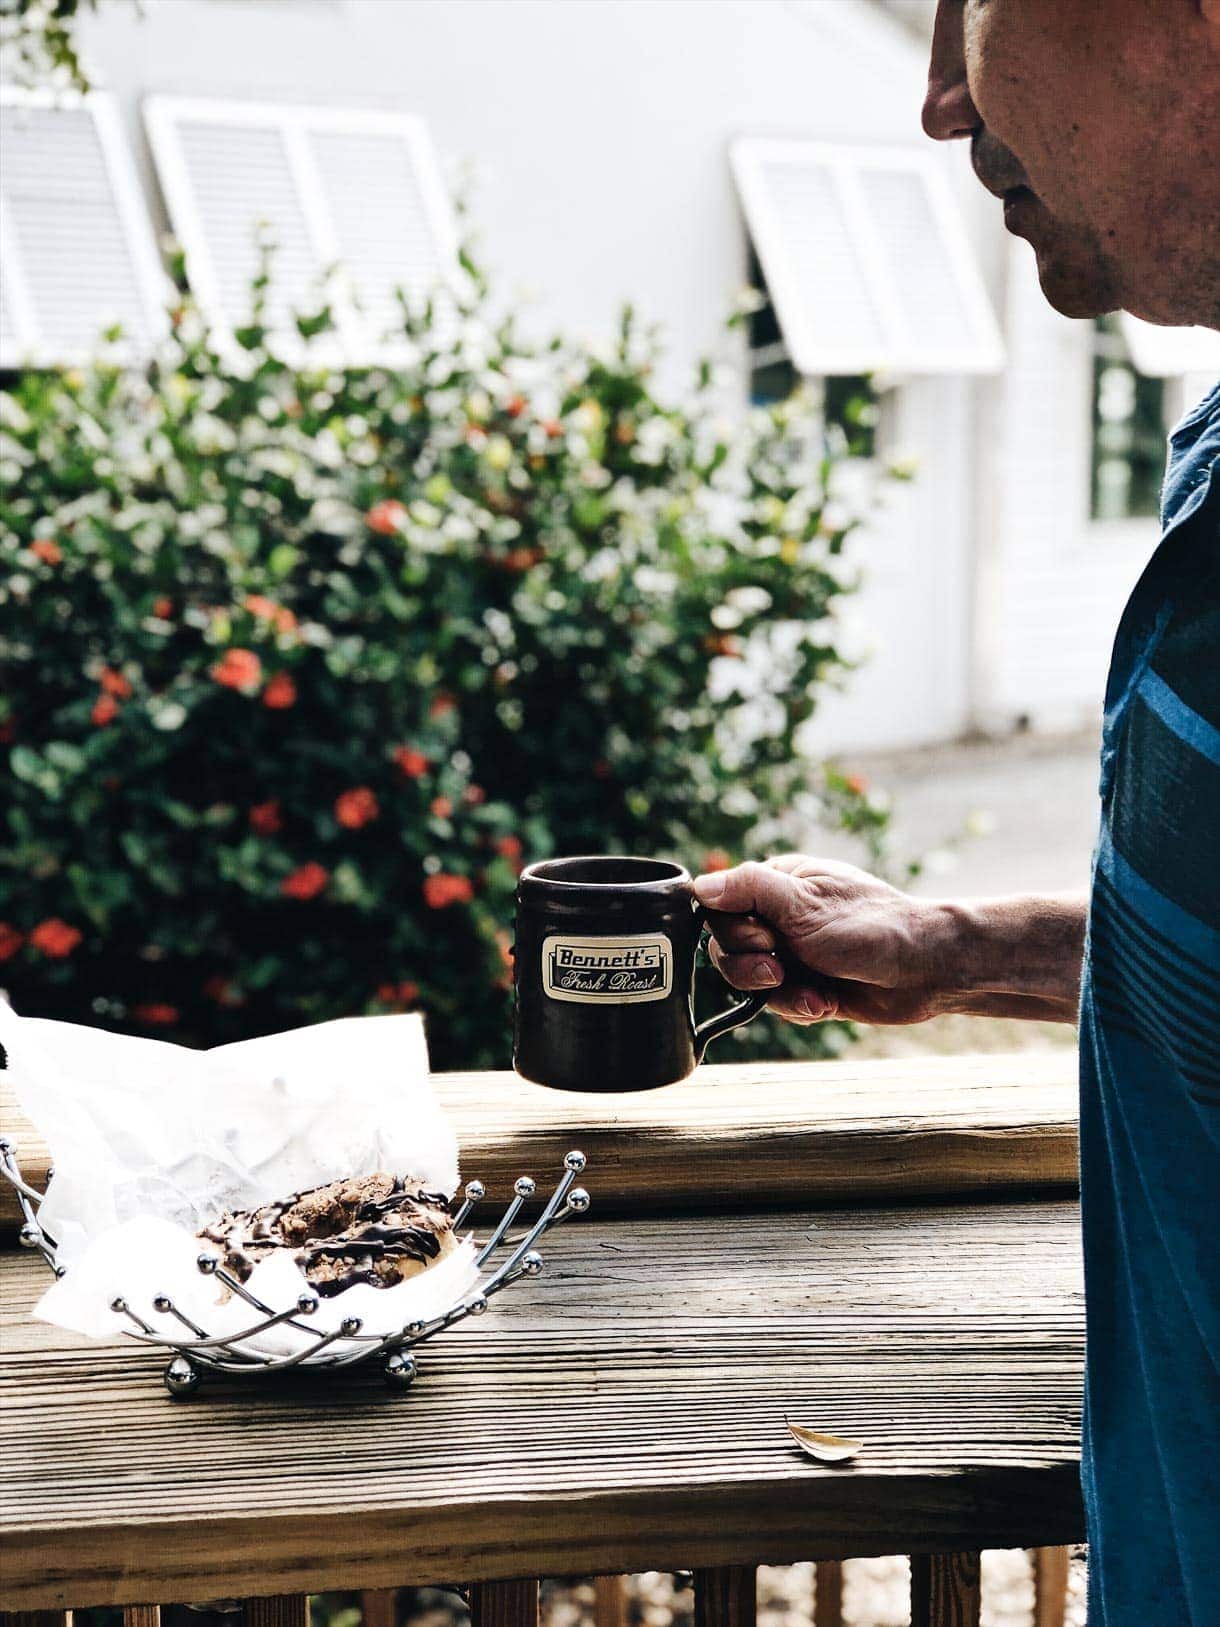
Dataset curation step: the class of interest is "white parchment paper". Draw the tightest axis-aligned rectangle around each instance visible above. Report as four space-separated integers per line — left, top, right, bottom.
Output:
0 1004 481 1356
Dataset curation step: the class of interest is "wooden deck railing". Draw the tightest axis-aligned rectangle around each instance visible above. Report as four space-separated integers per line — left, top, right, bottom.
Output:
1 1051 1082 1627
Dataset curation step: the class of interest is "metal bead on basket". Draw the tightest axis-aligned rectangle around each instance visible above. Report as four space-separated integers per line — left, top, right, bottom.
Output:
0 1140 590 1398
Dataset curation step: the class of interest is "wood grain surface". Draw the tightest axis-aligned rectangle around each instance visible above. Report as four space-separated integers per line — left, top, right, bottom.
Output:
0 1051 1078 1230
693 1567 756 1627
0 1198 1085 1609
909 1552 981 1627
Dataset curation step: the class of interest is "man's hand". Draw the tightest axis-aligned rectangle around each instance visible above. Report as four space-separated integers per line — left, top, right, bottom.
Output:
692 855 1086 1026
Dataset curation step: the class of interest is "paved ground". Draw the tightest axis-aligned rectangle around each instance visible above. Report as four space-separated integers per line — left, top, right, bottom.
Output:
795 728 1099 1061
832 727 1102 900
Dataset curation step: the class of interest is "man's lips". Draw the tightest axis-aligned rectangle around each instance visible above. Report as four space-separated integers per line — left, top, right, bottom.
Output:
970 132 1031 200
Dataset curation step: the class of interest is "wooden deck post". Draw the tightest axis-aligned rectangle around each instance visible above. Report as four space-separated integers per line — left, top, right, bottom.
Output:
467 1581 540 1627
910 1552 981 1627
693 1566 757 1627
123 1611 161 1627
813 1560 844 1627
359 1594 398 1627
1032 1547 1070 1627
592 1577 627 1627
245 1598 310 1627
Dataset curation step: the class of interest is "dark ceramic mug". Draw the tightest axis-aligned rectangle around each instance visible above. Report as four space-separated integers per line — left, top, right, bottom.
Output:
512 855 768 1092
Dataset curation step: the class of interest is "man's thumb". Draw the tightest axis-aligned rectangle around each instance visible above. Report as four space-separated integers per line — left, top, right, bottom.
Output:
692 860 797 923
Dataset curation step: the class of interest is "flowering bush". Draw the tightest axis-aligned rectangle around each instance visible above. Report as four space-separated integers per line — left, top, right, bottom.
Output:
0 250 907 1068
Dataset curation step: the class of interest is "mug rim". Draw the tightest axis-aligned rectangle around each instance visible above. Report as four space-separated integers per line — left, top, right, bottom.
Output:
519 855 692 892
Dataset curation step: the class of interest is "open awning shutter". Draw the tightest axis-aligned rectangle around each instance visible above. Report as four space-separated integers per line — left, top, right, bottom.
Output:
144 97 458 358
731 137 1004 377
1119 313 1220 380
0 89 166 367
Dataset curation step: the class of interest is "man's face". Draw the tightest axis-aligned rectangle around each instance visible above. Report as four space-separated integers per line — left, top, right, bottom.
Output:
924 0 1220 327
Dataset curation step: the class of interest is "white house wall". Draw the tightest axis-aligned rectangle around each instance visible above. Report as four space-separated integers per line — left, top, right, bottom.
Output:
74 0 980 754
992 243 1159 730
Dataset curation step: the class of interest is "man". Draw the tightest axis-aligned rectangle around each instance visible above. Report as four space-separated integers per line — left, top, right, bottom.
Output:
696 3 1219 1621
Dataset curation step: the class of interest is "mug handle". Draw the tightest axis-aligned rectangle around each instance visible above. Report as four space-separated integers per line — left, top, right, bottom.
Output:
691 902 770 1063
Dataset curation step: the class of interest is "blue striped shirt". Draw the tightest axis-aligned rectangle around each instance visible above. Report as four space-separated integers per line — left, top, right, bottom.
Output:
1080 378 1220 1625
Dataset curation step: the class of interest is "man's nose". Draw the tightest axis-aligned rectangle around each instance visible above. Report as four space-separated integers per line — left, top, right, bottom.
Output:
922 2 980 142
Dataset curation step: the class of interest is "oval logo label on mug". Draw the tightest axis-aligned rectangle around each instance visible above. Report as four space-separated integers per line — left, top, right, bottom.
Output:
542 933 673 1004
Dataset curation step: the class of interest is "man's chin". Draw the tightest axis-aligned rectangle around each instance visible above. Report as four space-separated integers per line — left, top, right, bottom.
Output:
1010 206 1120 319
1033 255 1118 320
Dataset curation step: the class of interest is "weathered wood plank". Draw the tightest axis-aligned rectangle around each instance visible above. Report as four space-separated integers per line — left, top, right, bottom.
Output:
812 1561 843 1627
0 1052 1078 1230
0 1199 1084 1608
1032 1546 1070 1627
693 1566 755 1627
468 1581 538 1627
245 1599 309 1627
910 1552 981 1627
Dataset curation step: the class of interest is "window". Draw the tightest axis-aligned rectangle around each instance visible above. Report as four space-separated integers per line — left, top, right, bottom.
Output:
746 246 879 459
1090 316 1168 522
143 97 458 359
731 137 1004 378
0 88 166 368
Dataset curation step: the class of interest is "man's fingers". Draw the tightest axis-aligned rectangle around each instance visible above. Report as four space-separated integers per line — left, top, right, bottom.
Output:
704 909 776 953
707 944 783 990
692 859 807 924
708 942 840 1024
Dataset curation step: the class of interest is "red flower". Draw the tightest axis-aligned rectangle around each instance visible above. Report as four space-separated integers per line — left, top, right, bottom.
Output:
202 975 242 1006
249 800 283 835
498 547 543 573
703 633 743 658
335 786 380 829
211 648 263 691
393 745 430 779
281 862 329 901
430 796 453 819
99 667 133 698
496 835 523 863
701 848 732 874
153 596 174 619
505 394 527 418
0 717 15 745
365 499 407 535
29 918 82 958
29 539 62 565
493 929 514 990
423 873 474 909
133 1003 179 1026
245 594 297 634
0 923 24 962
429 693 457 718
542 419 564 439
844 772 870 796
376 980 420 1010
91 693 119 727
262 672 297 710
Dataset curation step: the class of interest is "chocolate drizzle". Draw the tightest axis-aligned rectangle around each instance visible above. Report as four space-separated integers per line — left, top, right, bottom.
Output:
199 1172 457 1298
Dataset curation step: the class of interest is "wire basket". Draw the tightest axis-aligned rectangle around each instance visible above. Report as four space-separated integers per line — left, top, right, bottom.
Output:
0 1135 589 1397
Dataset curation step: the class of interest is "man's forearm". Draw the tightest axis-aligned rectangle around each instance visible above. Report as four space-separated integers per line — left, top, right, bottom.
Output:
926 893 1087 1022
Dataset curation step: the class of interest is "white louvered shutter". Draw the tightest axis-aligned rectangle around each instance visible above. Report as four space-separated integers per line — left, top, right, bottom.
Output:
0 90 165 367
144 98 457 358
732 138 1004 377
